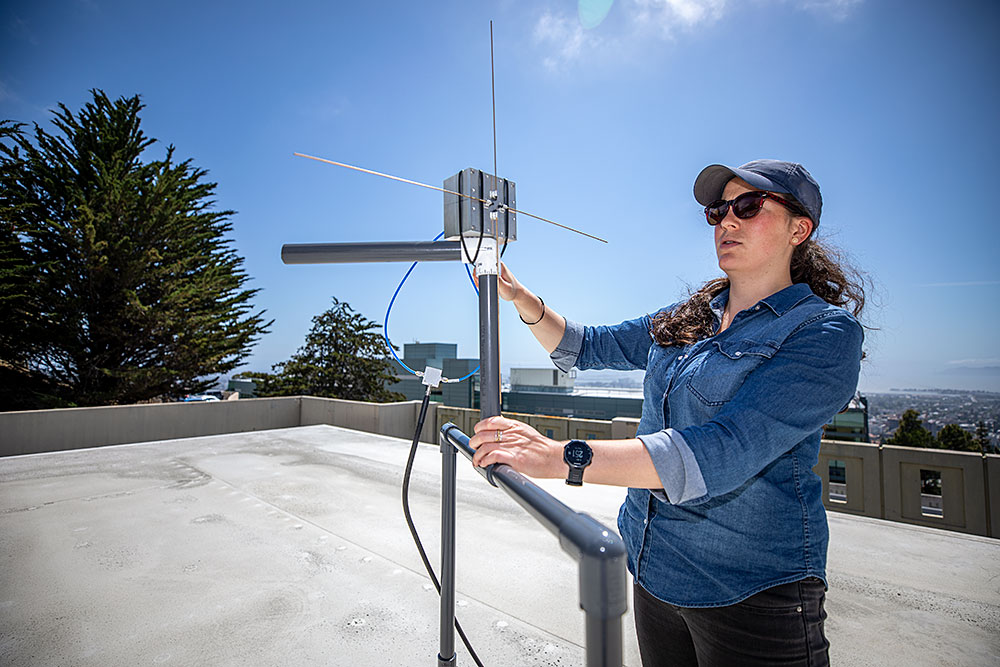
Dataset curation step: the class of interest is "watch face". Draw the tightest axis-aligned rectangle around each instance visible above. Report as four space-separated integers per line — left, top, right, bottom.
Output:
565 442 591 466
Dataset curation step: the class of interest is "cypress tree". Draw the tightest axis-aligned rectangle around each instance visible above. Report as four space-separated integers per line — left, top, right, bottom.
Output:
935 423 977 452
245 297 403 403
0 90 270 409
885 409 935 448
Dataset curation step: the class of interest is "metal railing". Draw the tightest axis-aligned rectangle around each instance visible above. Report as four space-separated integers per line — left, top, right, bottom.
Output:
438 423 628 666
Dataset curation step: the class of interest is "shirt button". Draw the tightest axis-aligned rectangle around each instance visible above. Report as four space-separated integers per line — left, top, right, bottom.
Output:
754 305 760 311
734 351 742 357
643 518 648 525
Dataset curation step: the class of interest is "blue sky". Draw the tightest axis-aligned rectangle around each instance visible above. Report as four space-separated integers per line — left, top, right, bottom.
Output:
2 0 998 392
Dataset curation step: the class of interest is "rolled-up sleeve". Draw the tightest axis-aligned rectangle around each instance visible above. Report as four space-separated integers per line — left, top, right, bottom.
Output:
678 312 864 500
551 313 657 374
550 319 585 373
638 429 709 504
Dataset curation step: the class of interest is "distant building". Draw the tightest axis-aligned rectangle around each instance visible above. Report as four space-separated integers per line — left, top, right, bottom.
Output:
388 343 480 409
503 367 642 420
510 368 576 393
823 393 870 442
228 377 257 398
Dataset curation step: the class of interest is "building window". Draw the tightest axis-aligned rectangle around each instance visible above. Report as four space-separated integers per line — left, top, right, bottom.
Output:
828 460 847 504
920 469 943 518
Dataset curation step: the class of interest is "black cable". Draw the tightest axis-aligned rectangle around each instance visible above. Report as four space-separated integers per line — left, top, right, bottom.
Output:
402 386 485 667
500 213 509 257
457 169 487 267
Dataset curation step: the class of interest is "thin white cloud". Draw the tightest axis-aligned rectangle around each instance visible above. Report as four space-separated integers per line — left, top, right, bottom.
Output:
0 80 15 104
533 11 592 71
533 0 864 67
631 0 726 38
300 94 348 122
7 16 38 45
918 280 1000 288
797 0 863 21
946 359 1000 369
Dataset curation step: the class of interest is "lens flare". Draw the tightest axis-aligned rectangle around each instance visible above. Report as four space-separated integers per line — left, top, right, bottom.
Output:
578 0 615 29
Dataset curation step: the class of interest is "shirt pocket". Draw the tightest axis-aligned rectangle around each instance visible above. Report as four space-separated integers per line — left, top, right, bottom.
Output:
685 339 778 406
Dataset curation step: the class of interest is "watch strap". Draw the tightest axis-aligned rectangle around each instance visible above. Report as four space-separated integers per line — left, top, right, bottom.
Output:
566 466 585 486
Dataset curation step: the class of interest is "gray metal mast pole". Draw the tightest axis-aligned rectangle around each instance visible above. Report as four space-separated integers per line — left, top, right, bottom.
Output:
281 163 517 665
478 273 502 419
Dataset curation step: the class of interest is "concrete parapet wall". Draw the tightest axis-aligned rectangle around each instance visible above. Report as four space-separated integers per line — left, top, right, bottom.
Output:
437 405 477 436
3 399 998 538
815 439 882 518
881 444 989 536
612 418 640 440
300 396 438 445
0 398 300 457
988 455 1000 539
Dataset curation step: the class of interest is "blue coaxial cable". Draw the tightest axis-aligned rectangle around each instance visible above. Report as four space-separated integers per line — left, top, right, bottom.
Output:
384 232 481 383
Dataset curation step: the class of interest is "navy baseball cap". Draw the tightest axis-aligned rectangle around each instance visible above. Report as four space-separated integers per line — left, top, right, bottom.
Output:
694 159 822 227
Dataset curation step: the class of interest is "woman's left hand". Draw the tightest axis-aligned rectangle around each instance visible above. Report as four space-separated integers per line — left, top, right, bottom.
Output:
469 416 564 479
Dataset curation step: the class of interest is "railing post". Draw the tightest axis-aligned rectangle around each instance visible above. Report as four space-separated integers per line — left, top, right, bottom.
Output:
580 553 627 666
438 428 458 666
565 514 628 666
441 423 628 666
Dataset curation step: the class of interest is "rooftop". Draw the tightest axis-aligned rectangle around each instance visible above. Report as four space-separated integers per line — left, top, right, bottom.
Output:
2 424 998 666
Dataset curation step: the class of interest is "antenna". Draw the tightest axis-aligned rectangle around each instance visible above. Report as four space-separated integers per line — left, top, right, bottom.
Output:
280 22 622 666
292 153 608 244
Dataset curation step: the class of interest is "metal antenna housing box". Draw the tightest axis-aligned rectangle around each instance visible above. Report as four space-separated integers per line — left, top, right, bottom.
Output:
443 168 516 242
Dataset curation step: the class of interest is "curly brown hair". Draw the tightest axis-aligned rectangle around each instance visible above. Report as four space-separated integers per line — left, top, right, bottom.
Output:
650 237 867 347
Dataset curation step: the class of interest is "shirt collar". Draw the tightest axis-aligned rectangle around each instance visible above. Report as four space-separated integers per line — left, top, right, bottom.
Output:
710 282 814 319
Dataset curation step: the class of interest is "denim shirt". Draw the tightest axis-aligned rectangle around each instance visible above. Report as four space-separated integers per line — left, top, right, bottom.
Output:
550 283 863 607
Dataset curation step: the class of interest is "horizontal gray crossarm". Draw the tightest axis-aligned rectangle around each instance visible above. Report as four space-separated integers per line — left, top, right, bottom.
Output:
281 241 462 265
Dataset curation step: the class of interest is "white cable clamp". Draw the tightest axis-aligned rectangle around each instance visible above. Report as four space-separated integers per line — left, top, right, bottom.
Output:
462 236 498 275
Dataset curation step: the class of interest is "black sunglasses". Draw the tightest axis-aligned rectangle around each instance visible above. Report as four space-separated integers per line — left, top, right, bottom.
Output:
705 191 807 225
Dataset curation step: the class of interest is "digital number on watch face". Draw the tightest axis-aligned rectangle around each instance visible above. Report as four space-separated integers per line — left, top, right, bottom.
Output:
566 445 589 465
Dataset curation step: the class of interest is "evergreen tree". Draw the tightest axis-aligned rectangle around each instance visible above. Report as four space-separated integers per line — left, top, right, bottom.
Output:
245 297 403 402
936 423 977 452
0 90 270 409
885 409 934 448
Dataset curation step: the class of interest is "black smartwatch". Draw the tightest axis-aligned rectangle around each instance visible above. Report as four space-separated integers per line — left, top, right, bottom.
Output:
563 440 593 486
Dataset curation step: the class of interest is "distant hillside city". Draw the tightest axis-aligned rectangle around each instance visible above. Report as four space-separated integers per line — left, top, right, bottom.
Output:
865 390 999 445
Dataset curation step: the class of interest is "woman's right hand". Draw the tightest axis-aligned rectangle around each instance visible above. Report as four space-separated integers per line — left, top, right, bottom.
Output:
473 260 564 353
472 262 522 302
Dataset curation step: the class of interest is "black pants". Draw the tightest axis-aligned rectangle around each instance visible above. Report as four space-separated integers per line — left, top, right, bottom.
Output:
633 579 829 667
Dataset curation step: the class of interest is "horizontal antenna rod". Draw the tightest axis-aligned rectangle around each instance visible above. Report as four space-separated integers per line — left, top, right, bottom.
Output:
294 153 608 244
281 241 462 265
294 152 477 202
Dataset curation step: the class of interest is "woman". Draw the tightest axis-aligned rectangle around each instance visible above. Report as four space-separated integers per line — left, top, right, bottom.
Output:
468 160 865 666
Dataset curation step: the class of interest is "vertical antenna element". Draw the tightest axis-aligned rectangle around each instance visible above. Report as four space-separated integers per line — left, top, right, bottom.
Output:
491 20 498 201
490 20 511 258
490 20 499 251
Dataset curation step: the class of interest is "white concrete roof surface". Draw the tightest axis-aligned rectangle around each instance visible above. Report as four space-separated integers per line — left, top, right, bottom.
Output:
1 425 997 666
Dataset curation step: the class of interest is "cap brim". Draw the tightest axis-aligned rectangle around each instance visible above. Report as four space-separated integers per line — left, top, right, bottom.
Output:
693 164 789 205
